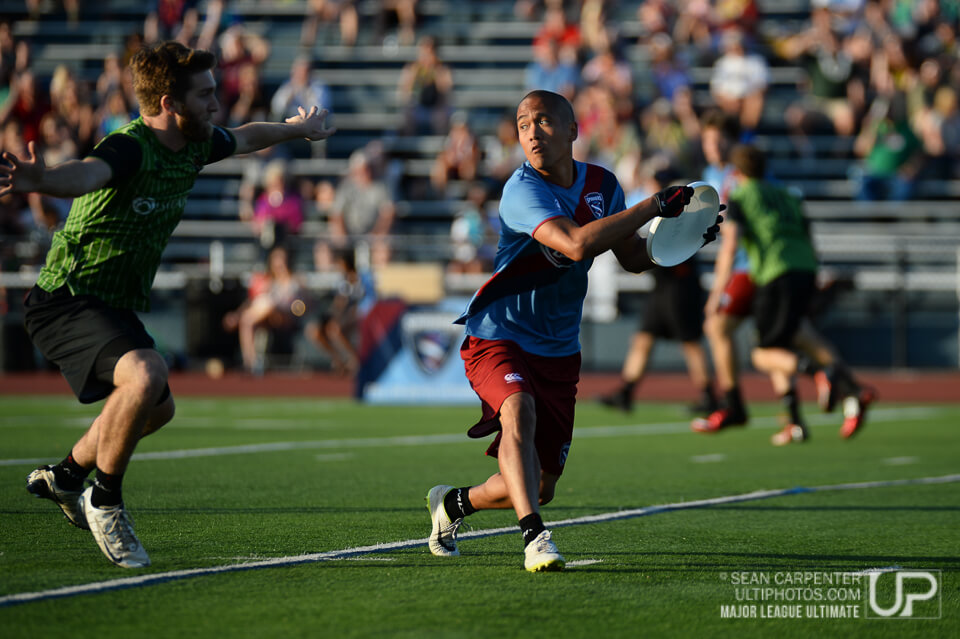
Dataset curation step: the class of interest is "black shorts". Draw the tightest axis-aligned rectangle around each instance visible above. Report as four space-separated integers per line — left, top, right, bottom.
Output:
641 266 704 342
23 285 158 404
753 271 817 349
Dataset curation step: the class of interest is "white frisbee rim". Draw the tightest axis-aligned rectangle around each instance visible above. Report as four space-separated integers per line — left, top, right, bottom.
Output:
646 181 720 267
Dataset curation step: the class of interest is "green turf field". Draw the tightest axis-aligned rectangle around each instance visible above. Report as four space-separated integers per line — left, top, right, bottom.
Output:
1 395 956 638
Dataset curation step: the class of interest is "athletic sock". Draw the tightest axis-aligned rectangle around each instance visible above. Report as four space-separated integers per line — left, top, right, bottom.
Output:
725 387 745 416
90 469 124 508
519 513 546 548
53 451 92 491
796 354 819 377
443 486 477 519
701 384 719 411
828 363 859 398
781 386 802 425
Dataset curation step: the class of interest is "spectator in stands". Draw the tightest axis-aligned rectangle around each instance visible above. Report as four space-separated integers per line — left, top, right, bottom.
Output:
50 72 98 157
222 245 306 375
646 32 690 103
145 0 200 46
431 111 481 196
26 0 80 24
853 91 923 201
636 0 676 42
327 149 396 267
532 2 581 54
38 113 78 167
215 24 270 126
0 21 17 92
639 96 696 176
572 83 639 171
481 111 525 196
578 0 612 57
244 158 305 253
447 181 494 274
305 249 374 375
915 85 960 180
301 0 358 48
777 5 865 157
0 70 50 145
377 0 420 46
397 36 453 136
524 37 580 101
223 62 269 127
580 38 634 120
97 88 133 137
270 55 332 157
709 27 769 136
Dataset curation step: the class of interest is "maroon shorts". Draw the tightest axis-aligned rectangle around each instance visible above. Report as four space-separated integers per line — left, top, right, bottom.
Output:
718 271 756 317
460 336 580 476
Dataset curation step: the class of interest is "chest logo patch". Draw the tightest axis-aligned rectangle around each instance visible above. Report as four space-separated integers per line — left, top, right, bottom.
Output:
584 192 604 219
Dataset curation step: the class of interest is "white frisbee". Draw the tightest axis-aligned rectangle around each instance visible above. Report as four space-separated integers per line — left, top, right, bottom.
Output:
646 181 720 267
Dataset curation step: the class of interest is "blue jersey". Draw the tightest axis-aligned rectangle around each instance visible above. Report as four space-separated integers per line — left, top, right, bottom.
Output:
455 160 625 356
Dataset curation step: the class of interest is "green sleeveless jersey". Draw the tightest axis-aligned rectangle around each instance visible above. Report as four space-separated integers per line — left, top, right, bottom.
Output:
36 118 235 311
727 179 818 286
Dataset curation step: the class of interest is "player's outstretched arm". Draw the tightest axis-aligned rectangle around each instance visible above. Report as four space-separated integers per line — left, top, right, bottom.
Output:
230 105 337 156
0 141 112 198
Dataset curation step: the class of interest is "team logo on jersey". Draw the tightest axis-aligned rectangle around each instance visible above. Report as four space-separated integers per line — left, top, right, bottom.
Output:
584 192 605 219
401 312 461 374
132 197 157 215
504 373 525 383
539 243 574 268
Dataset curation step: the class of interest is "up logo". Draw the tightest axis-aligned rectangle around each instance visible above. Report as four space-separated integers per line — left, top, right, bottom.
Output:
866 570 941 619
132 197 157 216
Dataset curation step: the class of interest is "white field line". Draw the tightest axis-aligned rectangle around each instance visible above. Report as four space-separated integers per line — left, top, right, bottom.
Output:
2 473 958 608
0 406 941 467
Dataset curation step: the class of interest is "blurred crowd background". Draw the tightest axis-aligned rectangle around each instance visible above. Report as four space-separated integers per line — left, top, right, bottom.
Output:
1 0 958 374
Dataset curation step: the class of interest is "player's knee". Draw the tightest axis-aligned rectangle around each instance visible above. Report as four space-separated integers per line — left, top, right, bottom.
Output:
118 350 169 401
500 393 537 439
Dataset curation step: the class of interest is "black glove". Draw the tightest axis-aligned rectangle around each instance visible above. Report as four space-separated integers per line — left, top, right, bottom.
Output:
701 206 726 247
654 185 694 218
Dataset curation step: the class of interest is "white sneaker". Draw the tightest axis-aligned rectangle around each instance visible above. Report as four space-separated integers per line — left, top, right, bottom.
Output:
524 530 565 572
79 486 151 568
426 485 462 557
26 465 89 530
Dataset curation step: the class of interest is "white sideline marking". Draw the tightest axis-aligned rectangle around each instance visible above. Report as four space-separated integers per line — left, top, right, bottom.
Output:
567 559 603 567
2 473 958 608
883 456 918 466
690 454 727 463
0 406 942 467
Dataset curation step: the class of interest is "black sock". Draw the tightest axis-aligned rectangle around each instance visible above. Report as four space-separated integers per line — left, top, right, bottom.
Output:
443 486 477 519
725 387 745 415
91 469 123 508
53 451 92 491
828 363 859 397
621 380 637 397
796 354 819 377
519 513 546 548
702 384 718 409
781 386 802 425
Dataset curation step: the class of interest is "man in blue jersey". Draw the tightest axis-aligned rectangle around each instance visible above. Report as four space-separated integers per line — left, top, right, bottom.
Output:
425 90 720 571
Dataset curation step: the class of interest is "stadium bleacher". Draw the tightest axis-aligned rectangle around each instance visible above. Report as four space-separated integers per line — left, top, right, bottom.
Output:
2 0 958 369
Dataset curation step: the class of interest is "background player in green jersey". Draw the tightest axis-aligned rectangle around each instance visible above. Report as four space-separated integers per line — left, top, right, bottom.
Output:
0 41 335 568
698 144 873 446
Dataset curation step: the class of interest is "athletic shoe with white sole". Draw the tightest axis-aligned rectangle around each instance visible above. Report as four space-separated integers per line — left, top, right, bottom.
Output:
426 484 462 557
840 388 876 439
524 530 565 572
770 423 809 446
79 486 150 568
26 465 89 530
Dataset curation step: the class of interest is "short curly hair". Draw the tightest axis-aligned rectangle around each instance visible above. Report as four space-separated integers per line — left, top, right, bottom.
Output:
130 41 216 116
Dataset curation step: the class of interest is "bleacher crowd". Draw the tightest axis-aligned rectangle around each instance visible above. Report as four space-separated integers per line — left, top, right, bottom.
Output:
1 0 958 369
